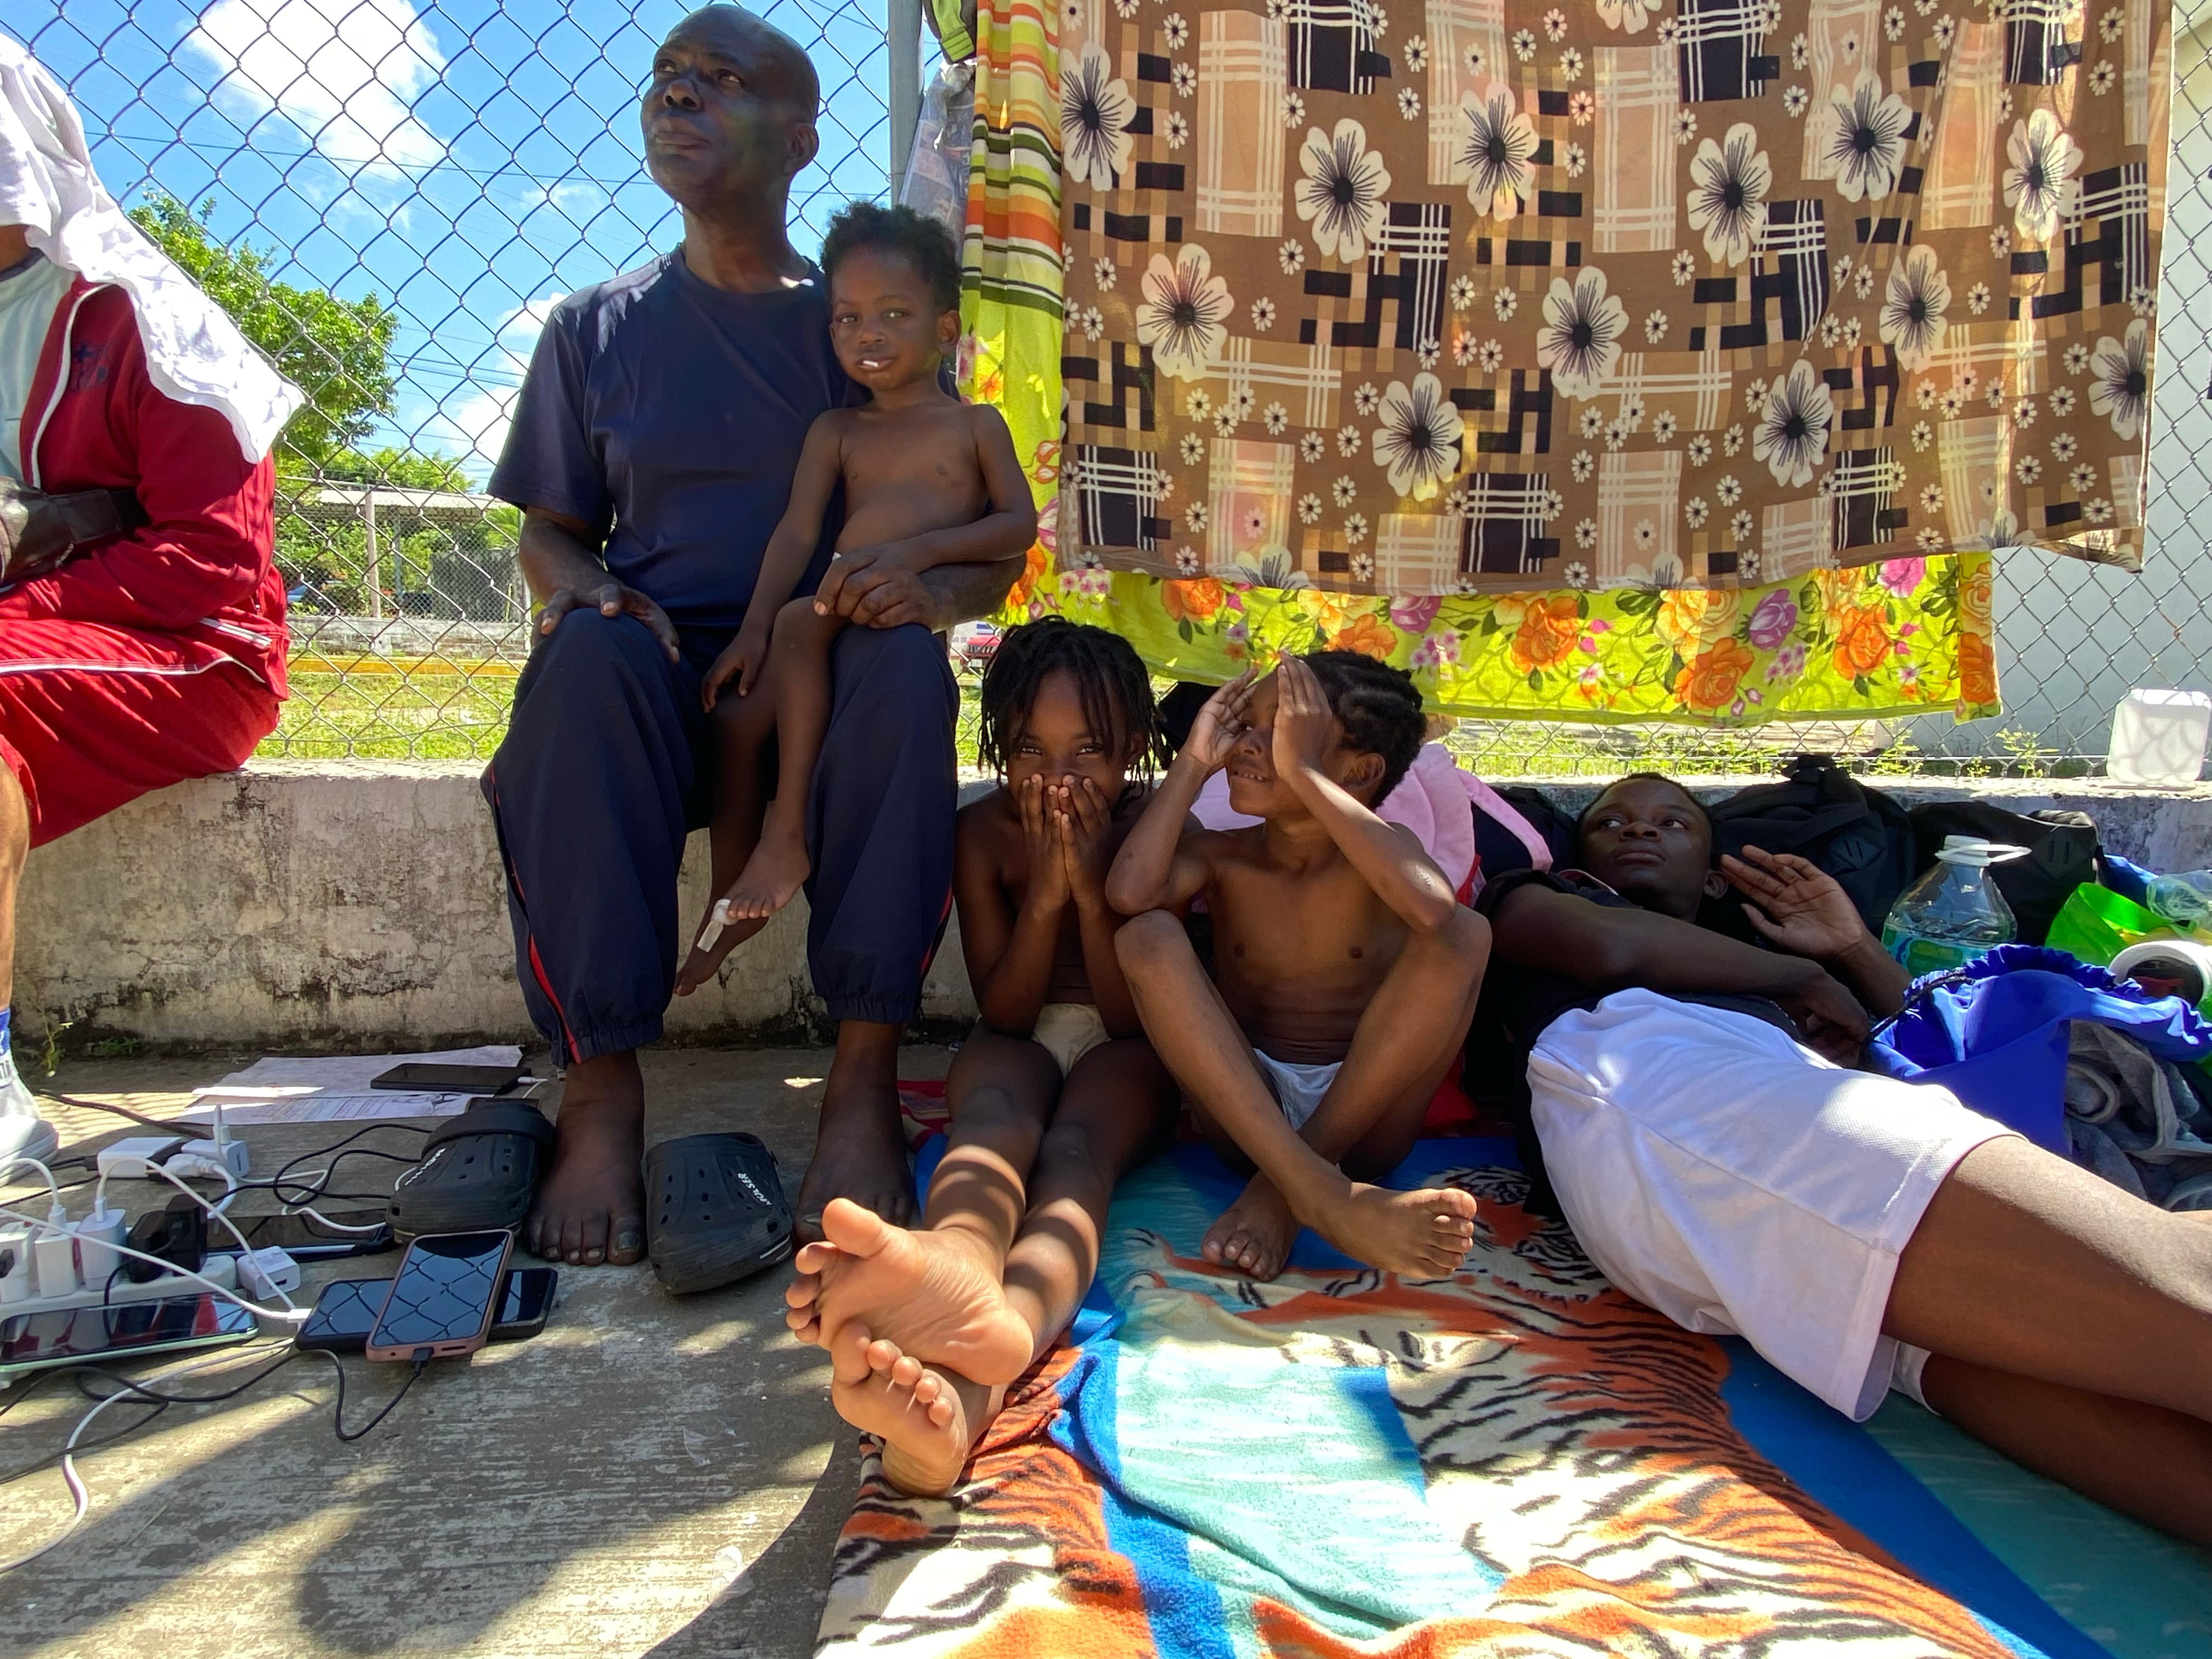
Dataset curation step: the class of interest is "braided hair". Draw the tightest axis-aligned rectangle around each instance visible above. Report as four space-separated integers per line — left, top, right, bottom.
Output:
1301 651 1425 802
979 619 1169 778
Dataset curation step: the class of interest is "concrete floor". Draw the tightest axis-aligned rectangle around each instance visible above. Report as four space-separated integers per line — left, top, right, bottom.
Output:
0 1046 953 1659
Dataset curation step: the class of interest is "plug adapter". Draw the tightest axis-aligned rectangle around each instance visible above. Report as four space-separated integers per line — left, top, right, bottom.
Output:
176 1136 250 1179
75 1205 128 1284
237 1245 300 1301
95 1137 188 1180
30 1225 78 1296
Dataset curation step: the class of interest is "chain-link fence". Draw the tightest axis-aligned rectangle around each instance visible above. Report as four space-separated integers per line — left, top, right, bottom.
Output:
20 1 2212 776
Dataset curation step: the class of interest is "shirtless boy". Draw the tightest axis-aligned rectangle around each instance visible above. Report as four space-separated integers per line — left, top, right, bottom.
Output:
782 619 1180 1494
676 202 1036 989
1105 650 1486 1281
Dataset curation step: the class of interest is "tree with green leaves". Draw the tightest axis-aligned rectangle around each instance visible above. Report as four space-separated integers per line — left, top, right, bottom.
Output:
128 193 398 475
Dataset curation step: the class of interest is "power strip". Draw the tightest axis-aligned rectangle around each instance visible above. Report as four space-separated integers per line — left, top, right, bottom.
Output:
0 1252 240 1322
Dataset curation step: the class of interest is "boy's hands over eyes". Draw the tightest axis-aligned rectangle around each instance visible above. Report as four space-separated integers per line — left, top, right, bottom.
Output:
1270 652 1336 782
1056 776 1115 911
1019 775 1074 915
1181 667 1257 773
1721 846 1871 960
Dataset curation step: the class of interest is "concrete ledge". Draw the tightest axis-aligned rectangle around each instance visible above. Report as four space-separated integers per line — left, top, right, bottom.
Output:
16 762 2212 1051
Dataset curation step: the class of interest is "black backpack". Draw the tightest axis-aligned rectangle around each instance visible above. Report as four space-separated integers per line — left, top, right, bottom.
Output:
1480 785 1580 876
1905 800 2103 946
1702 754 1919 939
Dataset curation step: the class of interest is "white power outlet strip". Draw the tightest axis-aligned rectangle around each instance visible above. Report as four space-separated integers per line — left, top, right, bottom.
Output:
0 1252 239 1322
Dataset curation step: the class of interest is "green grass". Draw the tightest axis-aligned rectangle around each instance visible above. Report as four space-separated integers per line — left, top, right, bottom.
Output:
258 665 2063 780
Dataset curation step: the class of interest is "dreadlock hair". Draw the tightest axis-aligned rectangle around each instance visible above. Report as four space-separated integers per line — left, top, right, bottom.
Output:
1300 651 1425 803
979 618 1170 780
820 201 961 314
1577 771 1713 843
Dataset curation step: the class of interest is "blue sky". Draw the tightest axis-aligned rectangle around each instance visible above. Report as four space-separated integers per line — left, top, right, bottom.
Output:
17 0 910 478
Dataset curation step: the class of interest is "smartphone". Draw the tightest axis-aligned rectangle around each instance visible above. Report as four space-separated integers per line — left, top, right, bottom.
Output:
0 1294 257 1381
370 1063 525 1094
365 1229 514 1362
300 1267 555 1355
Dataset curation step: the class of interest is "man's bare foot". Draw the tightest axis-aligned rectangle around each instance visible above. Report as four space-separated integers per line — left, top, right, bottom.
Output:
526 1053 647 1266
827 1325 1002 1498
1202 1175 1300 1280
673 894 772 996
726 814 810 921
784 1198 1035 1384
1314 1183 1477 1279
794 1032 916 1244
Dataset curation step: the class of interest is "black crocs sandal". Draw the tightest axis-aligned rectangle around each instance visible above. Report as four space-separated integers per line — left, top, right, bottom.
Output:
388 1098 556 1239
644 1132 794 1295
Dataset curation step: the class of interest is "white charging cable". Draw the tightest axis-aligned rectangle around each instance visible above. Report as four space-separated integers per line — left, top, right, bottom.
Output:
0 1340 297 1575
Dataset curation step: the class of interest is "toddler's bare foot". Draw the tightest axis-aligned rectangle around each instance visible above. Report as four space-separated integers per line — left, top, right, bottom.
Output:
727 816 810 921
673 895 774 995
827 1327 1002 1498
1313 1183 1477 1279
791 1198 1035 1384
1201 1175 1299 1280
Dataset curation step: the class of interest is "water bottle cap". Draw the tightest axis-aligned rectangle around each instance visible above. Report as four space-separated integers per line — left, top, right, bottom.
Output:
1936 838 2030 865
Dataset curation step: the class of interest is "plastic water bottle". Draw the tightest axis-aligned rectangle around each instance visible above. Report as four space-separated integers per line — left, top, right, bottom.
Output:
2146 870 2212 930
1880 836 2026 977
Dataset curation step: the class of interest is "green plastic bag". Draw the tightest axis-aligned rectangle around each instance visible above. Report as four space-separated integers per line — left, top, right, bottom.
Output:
2044 883 2180 967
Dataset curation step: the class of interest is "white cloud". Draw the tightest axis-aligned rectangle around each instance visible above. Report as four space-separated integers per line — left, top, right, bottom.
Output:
413 293 566 481
184 0 448 173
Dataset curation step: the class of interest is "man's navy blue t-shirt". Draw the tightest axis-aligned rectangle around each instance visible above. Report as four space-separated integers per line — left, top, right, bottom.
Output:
489 250 854 630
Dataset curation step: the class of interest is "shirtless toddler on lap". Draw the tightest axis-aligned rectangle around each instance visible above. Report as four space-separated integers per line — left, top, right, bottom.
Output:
1105 650 1486 1280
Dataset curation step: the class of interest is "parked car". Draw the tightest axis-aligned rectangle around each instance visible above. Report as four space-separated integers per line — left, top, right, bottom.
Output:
950 620 1001 673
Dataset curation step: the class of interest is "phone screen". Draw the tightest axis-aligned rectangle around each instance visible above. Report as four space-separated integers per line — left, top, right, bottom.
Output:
370 1064 522 1092
0 1295 256 1376
308 1267 552 1348
369 1232 510 1350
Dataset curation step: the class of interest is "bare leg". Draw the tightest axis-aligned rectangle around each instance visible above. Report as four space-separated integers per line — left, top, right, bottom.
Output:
1116 910 1483 1282
794 1019 916 1243
524 1049 648 1266
813 1041 1177 1494
1915 1353 2212 1546
787 1030 1060 1383
1197 916 1483 1278
1886 1135 2212 1420
674 684 778 995
729 599 846 920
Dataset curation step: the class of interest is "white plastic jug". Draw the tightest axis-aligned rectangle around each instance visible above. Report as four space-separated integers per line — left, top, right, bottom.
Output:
2107 689 2212 788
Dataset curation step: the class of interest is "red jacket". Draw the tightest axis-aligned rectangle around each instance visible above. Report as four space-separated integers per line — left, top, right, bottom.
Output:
0 276 288 696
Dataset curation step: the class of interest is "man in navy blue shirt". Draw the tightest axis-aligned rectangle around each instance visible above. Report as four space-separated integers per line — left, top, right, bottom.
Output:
485 4 1021 1268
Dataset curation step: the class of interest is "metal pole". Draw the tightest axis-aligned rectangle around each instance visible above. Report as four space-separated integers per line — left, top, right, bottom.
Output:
887 0 923 201
364 490 381 621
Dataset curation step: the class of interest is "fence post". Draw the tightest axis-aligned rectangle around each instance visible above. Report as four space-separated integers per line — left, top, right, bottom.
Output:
364 489 381 622
887 0 922 199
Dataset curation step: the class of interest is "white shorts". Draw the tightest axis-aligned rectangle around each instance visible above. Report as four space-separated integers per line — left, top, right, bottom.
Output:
1030 1003 1110 1078
1255 1049 1340 1131
1527 988 2011 1420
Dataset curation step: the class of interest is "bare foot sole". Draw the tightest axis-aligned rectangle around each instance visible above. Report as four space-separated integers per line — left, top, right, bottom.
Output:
829 1329 1003 1498
727 819 810 921
525 1058 648 1266
1316 1183 1477 1279
673 896 773 996
794 1080 915 1245
788 1198 1035 1384
1202 1177 1299 1280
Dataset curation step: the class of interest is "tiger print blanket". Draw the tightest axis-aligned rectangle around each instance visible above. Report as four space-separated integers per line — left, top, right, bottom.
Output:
815 1139 2108 1657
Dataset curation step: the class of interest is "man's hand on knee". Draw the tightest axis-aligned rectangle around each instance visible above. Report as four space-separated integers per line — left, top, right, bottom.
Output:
538 579 680 663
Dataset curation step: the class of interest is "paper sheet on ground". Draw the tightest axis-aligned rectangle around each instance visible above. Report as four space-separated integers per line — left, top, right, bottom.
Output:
179 1045 533 1122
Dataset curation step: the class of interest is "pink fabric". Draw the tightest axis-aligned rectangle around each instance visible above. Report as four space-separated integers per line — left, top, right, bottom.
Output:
1192 743 1546 895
